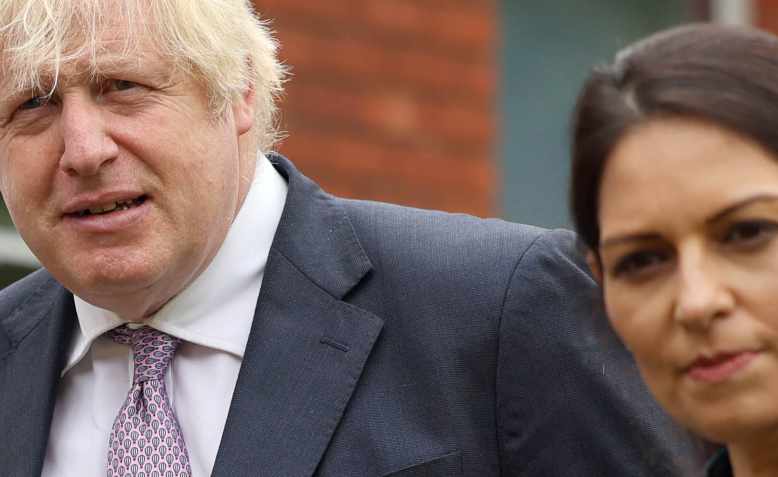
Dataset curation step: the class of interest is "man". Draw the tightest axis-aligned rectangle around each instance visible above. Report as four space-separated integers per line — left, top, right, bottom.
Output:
0 1 705 476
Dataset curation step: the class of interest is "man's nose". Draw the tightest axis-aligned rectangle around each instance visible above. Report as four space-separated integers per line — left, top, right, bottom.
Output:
672 251 734 331
58 93 119 177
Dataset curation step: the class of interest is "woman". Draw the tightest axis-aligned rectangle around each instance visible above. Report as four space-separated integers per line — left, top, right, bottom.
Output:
570 24 778 477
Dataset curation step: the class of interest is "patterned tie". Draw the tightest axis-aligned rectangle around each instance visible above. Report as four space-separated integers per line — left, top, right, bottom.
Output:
107 325 192 477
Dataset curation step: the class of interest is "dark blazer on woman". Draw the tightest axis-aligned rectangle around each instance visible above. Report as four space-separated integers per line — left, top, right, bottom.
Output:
707 451 733 477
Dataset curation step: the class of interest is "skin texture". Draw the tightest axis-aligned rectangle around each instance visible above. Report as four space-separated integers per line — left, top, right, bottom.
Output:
596 118 778 477
0 17 257 322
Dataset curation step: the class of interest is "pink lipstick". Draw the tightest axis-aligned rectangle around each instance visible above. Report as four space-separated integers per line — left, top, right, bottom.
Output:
687 351 759 383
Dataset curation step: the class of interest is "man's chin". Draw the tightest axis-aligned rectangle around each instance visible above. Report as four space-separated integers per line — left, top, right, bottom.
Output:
40 244 202 317
57 262 166 310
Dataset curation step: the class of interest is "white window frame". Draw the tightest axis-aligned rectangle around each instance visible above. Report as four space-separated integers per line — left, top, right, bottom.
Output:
711 0 754 25
0 226 38 268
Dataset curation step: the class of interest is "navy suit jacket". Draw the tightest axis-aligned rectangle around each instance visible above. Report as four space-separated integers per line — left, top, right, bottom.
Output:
0 155 706 476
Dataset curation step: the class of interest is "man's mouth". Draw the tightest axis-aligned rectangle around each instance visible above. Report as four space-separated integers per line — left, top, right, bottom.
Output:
72 196 147 217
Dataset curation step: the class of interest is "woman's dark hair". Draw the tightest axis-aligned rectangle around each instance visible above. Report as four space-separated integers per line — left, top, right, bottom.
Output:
571 23 778 255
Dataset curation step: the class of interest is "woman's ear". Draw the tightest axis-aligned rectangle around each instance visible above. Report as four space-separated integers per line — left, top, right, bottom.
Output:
586 251 603 286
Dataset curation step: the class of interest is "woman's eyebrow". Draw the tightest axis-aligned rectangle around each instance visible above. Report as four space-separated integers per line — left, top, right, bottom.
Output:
705 194 778 225
600 232 663 250
599 195 778 250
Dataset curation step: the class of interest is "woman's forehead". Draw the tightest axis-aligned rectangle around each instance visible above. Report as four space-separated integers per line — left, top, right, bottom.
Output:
599 119 778 238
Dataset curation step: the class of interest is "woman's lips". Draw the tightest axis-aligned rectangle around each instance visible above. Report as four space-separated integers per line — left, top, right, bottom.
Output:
686 351 760 383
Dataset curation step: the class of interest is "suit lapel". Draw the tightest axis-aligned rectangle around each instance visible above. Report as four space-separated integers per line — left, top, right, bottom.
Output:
0 277 75 476
212 156 384 477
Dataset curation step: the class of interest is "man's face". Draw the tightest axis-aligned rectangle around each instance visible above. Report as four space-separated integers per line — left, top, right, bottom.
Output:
0 29 255 320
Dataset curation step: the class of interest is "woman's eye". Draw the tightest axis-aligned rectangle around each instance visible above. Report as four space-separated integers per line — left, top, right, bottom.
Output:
612 250 669 278
722 220 778 246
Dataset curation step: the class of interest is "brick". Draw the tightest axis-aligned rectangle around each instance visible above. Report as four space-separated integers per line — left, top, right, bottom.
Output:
757 0 778 32
277 129 494 194
283 80 494 149
253 0 497 215
254 0 495 56
278 28 495 101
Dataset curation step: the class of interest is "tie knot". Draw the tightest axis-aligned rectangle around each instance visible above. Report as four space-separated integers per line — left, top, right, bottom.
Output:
108 325 181 383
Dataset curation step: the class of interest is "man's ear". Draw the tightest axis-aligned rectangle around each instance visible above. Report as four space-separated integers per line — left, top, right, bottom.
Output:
232 79 256 136
586 251 603 286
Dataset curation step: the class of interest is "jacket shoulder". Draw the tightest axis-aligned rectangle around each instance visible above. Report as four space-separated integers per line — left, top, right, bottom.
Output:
0 269 60 352
0 269 55 315
338 198 587 303
340 198 553 260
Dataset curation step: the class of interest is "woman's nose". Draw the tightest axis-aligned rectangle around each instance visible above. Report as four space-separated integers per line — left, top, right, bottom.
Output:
673 251 734 331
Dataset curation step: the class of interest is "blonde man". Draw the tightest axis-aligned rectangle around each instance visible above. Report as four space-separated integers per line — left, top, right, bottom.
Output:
0 1 706 476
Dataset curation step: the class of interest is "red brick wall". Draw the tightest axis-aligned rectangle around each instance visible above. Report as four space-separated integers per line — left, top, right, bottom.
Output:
252 1 498 216
757 0 778 31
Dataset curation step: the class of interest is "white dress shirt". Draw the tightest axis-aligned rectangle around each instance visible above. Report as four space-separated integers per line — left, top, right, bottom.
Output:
42 155 288 477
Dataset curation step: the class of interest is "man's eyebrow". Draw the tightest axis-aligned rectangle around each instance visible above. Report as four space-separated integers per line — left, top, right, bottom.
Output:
0 57 161 99
704 193 778 225
93 59 171 84
93 56 144 73
0 84 47 106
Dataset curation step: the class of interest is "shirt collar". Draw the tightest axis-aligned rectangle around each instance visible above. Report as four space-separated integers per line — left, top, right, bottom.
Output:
706 449 732 477
65 154 288 375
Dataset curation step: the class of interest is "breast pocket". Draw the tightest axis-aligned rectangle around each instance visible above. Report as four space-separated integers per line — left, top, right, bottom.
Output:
381 452 462 477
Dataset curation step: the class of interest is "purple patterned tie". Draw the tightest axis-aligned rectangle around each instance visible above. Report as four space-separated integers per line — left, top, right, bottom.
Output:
107 325 192 477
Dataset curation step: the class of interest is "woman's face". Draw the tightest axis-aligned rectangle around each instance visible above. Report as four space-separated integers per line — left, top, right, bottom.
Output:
598 118 778 444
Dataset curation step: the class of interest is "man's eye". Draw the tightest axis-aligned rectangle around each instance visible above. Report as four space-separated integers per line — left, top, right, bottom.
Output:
722 220 778 246
107 80 140 92
18 95 49 111
611 250 669 278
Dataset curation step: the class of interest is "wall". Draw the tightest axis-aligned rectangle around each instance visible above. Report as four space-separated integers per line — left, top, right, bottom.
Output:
757 0 778 30
252 0 498 216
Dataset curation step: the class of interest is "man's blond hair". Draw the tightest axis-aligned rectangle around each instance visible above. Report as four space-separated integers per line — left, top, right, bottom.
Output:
0 0 285 151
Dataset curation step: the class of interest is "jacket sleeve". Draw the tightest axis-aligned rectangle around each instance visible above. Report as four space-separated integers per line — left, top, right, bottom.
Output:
496 229 708 476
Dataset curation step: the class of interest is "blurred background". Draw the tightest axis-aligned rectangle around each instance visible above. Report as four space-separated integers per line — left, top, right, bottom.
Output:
1 0 774 288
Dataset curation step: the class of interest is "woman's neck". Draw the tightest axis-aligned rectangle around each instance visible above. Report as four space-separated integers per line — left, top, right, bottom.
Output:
729 434 778 477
